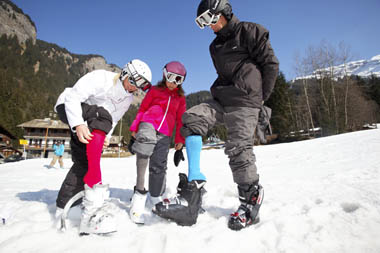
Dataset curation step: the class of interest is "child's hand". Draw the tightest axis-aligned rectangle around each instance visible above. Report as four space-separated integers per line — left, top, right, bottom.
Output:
174 146 185 167
103 138 110 148
174 143 183 150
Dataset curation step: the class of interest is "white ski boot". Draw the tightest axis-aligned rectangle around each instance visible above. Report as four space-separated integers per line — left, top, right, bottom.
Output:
54 207 64 229
129 189 148 224
79 184 117 235
149 195 163 206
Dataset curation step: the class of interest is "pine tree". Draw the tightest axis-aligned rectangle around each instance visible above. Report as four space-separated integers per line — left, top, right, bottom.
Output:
265 72 293 139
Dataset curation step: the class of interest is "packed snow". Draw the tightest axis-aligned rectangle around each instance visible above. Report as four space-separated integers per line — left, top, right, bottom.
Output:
1 129 380 253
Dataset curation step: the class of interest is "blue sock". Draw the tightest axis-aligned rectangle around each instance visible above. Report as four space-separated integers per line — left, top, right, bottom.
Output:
185 135 206 181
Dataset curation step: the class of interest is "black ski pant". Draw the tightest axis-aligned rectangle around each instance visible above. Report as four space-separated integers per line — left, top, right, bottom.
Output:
180 99 260 186
55 103 113 209
148 134 171 197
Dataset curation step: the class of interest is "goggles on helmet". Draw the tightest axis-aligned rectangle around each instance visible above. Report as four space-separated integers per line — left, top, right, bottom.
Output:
195 9 221 29
164 68 185 85
125 62 151 89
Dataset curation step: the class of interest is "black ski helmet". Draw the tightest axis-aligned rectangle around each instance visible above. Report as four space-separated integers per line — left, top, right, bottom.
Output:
197 0 232 20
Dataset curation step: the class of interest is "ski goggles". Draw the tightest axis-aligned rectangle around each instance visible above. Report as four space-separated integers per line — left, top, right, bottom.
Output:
125 62 151 89
195 10 221 29
164 68 185 85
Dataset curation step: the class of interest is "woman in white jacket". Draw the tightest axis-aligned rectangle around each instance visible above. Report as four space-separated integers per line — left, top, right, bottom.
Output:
54 59 152 235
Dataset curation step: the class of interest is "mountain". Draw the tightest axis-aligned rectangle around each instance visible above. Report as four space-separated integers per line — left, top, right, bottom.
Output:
342 55 380 78
0 0 145 139
0 0 36 45
297 55 380 80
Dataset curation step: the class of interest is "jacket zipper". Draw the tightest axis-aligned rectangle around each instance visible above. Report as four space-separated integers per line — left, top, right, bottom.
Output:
157 96 171 131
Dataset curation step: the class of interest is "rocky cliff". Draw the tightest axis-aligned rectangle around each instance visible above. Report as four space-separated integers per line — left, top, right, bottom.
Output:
0 0 145 104
0 0 36 44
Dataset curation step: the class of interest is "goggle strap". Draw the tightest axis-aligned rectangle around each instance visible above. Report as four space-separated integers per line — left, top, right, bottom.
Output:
126 62 151 89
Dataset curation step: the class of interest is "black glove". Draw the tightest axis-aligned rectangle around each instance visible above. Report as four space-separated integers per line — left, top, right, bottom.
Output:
128 136 136 155
174 148 185 167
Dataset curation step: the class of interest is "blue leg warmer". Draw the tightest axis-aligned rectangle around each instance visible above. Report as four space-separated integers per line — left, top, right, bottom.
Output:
185 135 206 181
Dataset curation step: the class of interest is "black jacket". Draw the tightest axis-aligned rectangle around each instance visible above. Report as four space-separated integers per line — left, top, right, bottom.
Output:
210 15 279 108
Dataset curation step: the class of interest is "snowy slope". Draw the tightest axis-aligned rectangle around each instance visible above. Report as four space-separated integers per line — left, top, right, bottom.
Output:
297 54 380 80
1 129 380 253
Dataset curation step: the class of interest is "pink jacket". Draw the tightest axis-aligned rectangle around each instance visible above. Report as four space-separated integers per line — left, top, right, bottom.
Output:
130 86 186 144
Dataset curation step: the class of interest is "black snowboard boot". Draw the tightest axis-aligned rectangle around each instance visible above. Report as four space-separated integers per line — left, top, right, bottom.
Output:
228 183 264 231
153 173 206 226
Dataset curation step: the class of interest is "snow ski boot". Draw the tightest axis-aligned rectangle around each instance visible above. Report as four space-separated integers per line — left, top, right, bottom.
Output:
129 188 148 224
79 184 117 235
228 183 264 231
153 173 206 226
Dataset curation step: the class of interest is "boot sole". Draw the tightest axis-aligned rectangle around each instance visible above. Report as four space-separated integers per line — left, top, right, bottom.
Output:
228 217 260 231
79 230 117 236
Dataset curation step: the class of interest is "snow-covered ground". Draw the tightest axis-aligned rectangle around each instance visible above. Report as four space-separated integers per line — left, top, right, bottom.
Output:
1 129 380 253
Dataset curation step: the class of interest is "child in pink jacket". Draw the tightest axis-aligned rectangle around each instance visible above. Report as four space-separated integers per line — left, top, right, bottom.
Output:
129 61 187 224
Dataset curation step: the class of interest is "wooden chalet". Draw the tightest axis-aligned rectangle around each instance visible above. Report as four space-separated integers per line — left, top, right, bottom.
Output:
0 125 22 161
0 124 15 147
17 118 126 158
17 118 71 158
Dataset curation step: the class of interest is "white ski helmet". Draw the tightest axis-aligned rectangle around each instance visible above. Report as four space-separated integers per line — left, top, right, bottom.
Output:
120 59 152 89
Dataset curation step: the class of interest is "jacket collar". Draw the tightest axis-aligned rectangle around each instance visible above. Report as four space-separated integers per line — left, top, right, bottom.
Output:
167 87 179 95
215 14 240 40
160 86 179 96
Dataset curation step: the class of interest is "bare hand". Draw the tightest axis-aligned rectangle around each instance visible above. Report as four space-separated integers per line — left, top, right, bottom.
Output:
75 124 93 144
131 131 136 138
174 143 183 150
103 137 110 148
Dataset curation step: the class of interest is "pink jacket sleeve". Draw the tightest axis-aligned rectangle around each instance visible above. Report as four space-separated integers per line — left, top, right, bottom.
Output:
129 89 154 132
174 96 186 144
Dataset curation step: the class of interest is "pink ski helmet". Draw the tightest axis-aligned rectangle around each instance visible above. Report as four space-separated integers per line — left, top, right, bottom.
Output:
163 61 187 85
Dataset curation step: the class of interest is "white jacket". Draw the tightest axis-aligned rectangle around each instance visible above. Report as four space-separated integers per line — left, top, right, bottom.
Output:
55 69 134 138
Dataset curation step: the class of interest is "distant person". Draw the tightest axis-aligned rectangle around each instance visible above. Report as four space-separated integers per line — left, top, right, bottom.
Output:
54 59 152 235
128 61 187 224
154 0 279 231
48 141 64 169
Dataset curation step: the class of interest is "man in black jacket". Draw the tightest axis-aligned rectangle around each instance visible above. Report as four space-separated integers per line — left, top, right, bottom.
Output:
154 0 279 230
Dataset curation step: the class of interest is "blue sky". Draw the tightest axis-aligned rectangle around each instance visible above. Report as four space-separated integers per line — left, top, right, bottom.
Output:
12 0 380 94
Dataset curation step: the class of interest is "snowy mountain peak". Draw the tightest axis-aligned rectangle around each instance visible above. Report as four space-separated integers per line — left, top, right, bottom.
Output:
297 54 380 80
371 55 380 61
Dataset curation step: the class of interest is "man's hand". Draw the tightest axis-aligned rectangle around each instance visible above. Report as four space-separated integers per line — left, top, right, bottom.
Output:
75 124 93 144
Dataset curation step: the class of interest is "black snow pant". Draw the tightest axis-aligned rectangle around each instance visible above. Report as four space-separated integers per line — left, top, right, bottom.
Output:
55 103 113 209
180 99 260 186
148 134 171 197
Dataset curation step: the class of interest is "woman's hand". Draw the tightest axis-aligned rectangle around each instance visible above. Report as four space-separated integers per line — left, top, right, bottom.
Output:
75 124 93 144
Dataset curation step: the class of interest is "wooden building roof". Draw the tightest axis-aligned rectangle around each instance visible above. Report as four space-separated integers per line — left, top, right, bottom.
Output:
0 125 16 139
17 118 69 129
